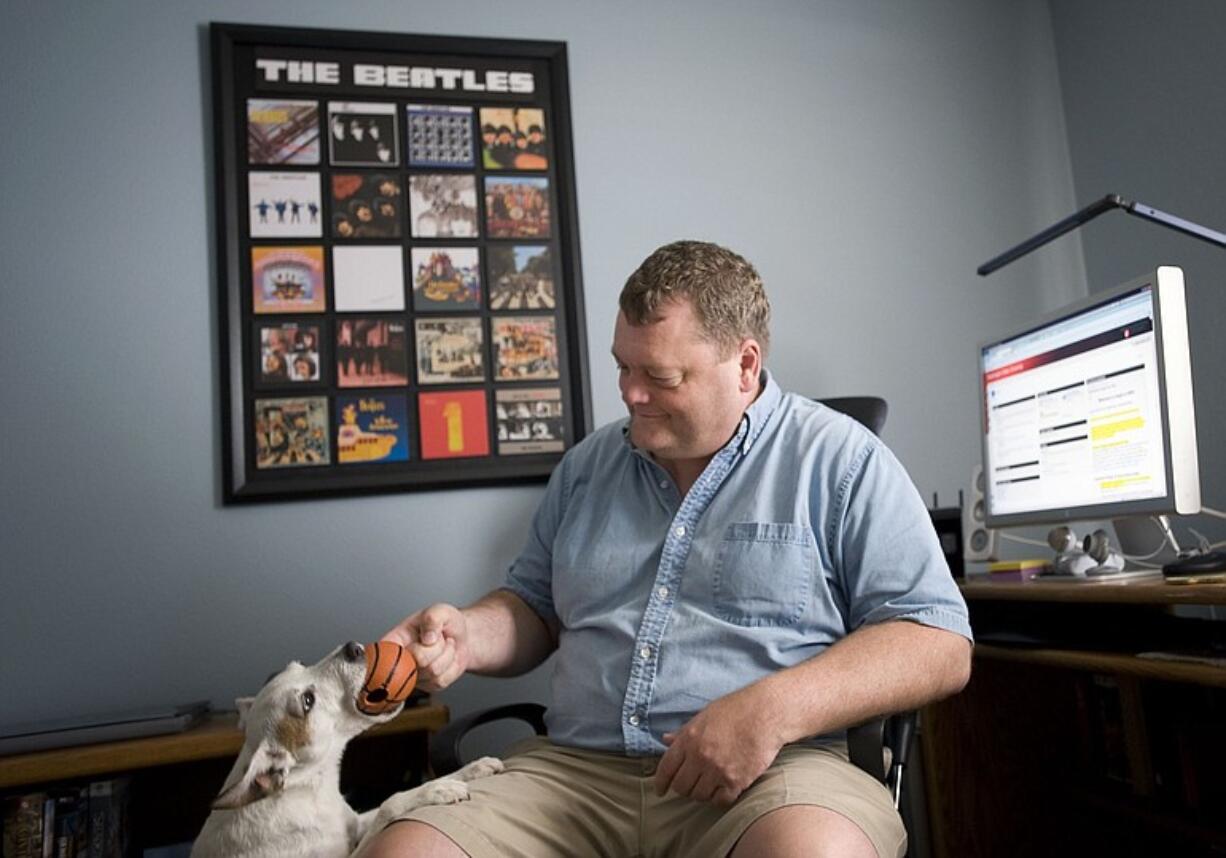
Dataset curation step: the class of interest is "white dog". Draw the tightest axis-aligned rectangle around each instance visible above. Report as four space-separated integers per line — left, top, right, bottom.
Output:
191 642 502 858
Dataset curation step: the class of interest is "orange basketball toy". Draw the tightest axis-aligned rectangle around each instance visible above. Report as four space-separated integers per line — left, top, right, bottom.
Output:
357 641 418 715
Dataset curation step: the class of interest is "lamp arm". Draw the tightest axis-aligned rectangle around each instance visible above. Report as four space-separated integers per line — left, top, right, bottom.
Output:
978 193 1226 276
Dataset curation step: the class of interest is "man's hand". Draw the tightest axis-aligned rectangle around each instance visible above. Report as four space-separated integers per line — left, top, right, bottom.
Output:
382 603 471 691
653 685 784 807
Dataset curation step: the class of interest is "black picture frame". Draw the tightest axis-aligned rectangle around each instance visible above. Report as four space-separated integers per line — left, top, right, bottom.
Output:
211 23 591 503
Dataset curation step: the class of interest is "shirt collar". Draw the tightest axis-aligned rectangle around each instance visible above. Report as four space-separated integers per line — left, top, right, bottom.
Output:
740 369 782 455
620 368 783 459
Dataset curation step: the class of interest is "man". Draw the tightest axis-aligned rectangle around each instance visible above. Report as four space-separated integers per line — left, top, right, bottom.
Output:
362 241 972 858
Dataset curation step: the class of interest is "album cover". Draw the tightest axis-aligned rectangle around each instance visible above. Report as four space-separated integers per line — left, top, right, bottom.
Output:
407 104 475 168
332 246 406 312
331 173 401 238
408 174 479 238
411 247 481 312
248 172 323 238
492 316 560 380
415 317 485 384
487 245 555 311
336 318 408 387
328 101 399 166
418 389 490 459
254 396 330 468
337 393 410 464
251 246 326 314
495 387 565 454
247 98 320 165
479 107 548 170
256 322 323 386
484 176 551 239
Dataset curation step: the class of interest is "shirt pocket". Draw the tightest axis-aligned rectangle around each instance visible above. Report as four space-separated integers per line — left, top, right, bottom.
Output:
712 522 816 627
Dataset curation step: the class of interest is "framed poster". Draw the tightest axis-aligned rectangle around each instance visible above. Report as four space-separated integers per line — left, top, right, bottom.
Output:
212 23 591 502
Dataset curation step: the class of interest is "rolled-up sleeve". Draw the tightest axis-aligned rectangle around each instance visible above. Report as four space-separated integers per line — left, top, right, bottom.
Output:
832 439 973 641
502 453 569 626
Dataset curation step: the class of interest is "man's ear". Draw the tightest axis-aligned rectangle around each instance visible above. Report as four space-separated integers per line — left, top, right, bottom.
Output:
737 339 762 391
234 696 256 730
211 741 289 810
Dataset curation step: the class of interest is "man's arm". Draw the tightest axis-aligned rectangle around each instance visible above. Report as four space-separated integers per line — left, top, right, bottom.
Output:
759 618 971 742
655 619 970 806
382 589 557 691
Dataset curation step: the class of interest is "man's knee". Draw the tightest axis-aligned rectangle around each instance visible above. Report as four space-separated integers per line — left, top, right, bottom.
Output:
730 804 877 858
356 820 468 858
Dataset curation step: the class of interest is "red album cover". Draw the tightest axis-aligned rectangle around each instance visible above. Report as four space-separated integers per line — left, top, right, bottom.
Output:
418 390 490 459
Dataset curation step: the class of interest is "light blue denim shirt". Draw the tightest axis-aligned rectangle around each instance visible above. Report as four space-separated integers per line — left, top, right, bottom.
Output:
504 371 972 755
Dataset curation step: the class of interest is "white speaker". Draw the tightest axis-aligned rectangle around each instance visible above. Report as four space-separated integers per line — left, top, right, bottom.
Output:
964 464 998 562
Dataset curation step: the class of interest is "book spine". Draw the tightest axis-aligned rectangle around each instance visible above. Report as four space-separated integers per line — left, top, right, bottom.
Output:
2 792 48 858
86 783 110 858
40 797 54 858
52 788 87 858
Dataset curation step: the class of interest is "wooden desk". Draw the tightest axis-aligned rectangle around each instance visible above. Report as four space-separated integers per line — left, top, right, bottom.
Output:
0 703 449 850
923 580 1226 858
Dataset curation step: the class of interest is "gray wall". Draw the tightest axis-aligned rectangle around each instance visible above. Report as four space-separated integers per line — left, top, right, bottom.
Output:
1 0 1082 726
1050 1 1226 549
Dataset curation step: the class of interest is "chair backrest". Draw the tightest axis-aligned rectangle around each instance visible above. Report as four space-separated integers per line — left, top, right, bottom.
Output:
814 396 888 437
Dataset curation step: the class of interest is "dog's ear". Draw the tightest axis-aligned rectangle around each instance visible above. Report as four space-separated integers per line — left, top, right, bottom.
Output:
234 696 256 730
211 741 288 810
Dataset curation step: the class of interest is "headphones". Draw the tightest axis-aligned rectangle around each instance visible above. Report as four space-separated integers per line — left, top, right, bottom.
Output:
1047 526 1126 576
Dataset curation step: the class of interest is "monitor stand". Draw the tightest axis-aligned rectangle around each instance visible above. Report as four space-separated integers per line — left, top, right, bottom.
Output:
1084 565 1162 582
1031 564 1162 583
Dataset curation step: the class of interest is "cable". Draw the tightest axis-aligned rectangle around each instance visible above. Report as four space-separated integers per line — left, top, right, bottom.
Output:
999 532 1051 549
1121 516 1179 561
1201 505 1226 521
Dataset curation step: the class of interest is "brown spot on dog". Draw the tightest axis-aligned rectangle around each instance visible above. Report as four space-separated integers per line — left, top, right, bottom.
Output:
276 714 311 754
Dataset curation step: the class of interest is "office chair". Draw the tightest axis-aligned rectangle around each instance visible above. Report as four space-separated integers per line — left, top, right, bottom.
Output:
429 396 917 811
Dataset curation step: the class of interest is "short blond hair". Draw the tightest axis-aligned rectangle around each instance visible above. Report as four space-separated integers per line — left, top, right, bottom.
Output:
619 240 771 357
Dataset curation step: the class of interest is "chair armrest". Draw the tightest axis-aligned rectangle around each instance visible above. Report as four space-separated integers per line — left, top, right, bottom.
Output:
429 702 547 776
846 718 887 783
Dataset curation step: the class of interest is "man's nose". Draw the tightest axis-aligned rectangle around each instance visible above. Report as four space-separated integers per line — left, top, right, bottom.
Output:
620 374 650 406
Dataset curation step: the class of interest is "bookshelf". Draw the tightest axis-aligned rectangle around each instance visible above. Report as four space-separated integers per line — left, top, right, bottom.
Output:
922 580 1226 857
0 702 448 854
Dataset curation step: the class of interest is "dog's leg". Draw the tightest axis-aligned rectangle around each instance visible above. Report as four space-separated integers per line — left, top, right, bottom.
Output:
449 756 505 783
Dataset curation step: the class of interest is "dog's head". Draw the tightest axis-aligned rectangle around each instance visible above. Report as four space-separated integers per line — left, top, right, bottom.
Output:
212 641 404 810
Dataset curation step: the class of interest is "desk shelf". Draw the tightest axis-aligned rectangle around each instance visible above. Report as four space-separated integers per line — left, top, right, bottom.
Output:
925 581 1226 857
961 579 1226 605
975 643 1226 688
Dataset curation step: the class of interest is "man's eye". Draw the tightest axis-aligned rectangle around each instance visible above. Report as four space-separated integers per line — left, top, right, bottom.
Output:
302 690 315 712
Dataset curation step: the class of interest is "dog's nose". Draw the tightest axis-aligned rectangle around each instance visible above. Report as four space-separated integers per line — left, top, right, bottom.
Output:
343 641 365 662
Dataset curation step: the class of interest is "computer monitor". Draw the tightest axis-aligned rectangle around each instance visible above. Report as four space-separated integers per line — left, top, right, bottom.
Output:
978 266 1200 530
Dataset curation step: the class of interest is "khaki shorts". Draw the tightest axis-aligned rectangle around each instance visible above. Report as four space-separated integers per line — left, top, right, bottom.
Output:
396 737 905 858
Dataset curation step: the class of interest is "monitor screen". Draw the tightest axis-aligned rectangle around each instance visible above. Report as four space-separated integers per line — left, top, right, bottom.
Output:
979 267 1200 528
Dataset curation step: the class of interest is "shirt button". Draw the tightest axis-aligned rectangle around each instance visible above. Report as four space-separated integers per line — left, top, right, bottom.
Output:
657 586 669 599
674 525 686 538
659 479 668 489
629 714 641 726
639 645 651 660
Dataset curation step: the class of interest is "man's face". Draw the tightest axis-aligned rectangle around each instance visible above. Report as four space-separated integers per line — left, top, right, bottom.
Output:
612 299 754 464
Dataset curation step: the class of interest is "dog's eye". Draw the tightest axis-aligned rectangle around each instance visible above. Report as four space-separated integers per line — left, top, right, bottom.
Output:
301 690 315 713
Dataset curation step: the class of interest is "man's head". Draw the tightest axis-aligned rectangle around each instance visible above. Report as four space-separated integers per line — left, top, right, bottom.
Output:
619 240 770 358
613 241 770 468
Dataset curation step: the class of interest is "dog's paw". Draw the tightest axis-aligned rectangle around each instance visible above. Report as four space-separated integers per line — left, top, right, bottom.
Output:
372 779 470 828
453 756 505 783
416 778 471 806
